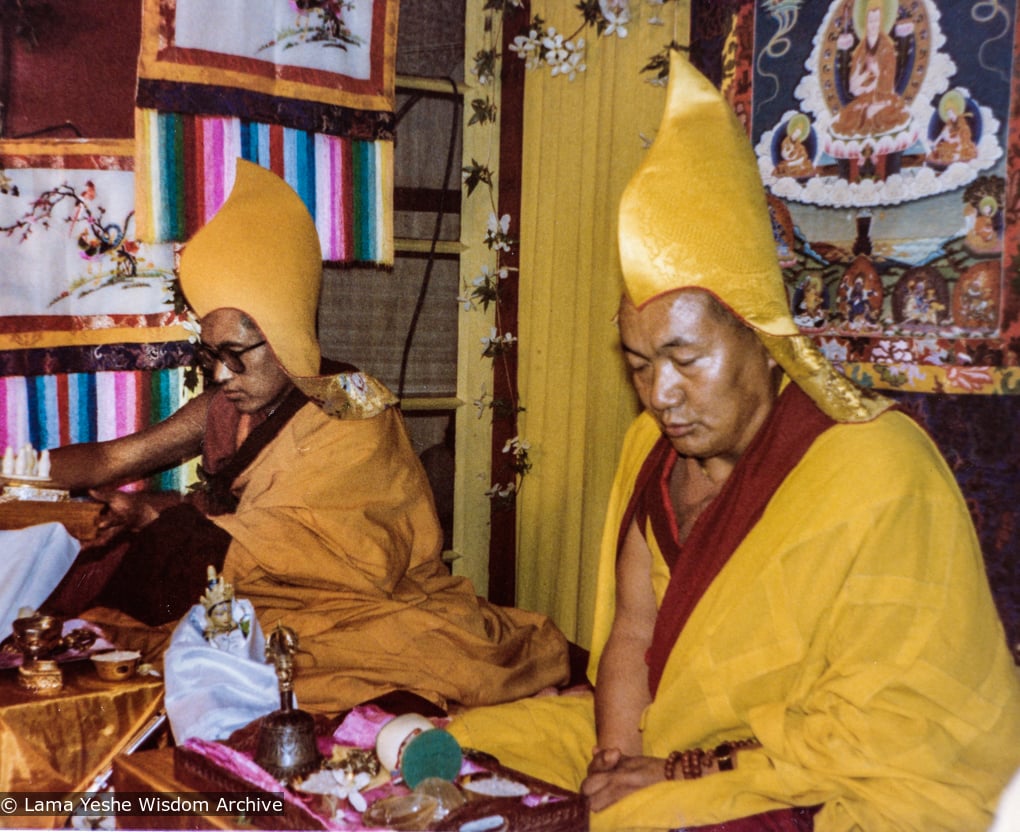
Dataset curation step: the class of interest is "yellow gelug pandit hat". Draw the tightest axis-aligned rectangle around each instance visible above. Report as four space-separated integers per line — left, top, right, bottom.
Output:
618 52 891 423
179 159 323 379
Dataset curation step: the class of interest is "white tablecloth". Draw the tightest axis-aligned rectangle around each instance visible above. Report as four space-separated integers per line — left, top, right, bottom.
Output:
0 523 79 637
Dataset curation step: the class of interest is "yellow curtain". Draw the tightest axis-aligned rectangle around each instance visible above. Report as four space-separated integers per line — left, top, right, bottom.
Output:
515 3 690 645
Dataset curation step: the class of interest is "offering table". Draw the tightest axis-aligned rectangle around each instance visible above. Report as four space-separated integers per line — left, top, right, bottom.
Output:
0 661 164 799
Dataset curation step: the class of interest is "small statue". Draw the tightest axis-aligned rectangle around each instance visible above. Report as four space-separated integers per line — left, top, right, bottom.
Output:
201 565 249 651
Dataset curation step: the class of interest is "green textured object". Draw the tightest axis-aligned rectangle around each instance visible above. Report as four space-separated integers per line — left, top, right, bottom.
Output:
400 728 463 788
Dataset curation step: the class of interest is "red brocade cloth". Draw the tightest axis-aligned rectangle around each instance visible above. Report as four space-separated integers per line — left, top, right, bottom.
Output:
625 384 836 697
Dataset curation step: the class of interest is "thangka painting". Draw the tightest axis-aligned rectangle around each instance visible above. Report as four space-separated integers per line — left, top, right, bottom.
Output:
0 139 189 368
694 0 1020 395
134 0 397 264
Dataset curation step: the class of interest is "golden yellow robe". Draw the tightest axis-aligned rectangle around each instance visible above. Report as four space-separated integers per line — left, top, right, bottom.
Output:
450 408 1020 831
205 402 569 712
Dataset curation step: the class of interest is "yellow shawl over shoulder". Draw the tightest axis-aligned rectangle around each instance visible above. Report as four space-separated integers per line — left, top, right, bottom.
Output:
212 402 569 712
452 408 1020 832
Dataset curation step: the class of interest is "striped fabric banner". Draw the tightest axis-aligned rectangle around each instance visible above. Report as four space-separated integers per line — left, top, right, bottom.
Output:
134 109 394 265
0 368 194 492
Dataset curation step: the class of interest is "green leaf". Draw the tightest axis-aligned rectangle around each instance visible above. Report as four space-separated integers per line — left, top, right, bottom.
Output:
462 160 494 196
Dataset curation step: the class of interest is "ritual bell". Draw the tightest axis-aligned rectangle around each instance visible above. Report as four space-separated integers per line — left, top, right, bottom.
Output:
254 623 320 783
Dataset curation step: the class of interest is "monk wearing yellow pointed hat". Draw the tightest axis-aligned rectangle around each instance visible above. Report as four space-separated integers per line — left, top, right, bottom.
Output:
42 160 569 713
447 52 1020 831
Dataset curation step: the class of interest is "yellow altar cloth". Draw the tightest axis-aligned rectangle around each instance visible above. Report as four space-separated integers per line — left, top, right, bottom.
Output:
0 661 163 827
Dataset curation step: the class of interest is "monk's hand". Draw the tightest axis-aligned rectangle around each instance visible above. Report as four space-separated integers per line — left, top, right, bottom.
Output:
587 746 623 777
89 487 161 535
581 749 667 812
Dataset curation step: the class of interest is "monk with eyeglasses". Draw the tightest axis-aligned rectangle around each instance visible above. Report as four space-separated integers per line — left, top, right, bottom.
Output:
39 161 569 714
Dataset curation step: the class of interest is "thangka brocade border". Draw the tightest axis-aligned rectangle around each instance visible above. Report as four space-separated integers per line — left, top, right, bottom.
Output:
136 0 398 128
132 0 396 264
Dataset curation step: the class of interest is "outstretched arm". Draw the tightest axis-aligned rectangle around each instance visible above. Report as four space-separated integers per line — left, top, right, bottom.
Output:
47 390 213 490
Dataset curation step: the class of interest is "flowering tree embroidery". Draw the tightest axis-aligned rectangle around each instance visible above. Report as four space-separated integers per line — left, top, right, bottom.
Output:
0 179 177 308
260 0 363 52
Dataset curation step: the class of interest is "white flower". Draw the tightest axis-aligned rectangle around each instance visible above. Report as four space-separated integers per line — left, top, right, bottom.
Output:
561 40 587 80
541 28 569 69
510 31 545 71
473 384 492 418
502 436 530 455
485 212 512 252
481 327 518 351
456 291 475 312
487 213 510 236
509 31 538 58
485 482 517 499
329 769 372 814
601 0 630 37
604 16 628 37
474 264 508 286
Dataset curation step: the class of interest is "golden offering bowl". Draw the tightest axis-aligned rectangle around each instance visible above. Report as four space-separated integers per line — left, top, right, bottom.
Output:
12 613 65 693
91 650 141 682
12 614 64 661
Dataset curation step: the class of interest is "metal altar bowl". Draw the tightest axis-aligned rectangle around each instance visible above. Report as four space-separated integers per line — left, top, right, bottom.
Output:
91 650 141 682
12 613 64 661
12 613 66 694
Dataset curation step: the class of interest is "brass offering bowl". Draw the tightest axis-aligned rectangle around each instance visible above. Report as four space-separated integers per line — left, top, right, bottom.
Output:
11 613 65 693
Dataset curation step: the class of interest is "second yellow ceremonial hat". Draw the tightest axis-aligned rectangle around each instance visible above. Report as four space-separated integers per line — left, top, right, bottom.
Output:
619 52 891 423
179 160 322 378
618 52 798 335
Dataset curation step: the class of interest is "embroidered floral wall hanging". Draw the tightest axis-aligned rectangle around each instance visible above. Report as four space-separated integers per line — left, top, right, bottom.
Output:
0 139 186 361
0 139 192 483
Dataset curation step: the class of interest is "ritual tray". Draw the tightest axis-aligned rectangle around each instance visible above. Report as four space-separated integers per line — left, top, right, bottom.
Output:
174 744 330 831
0 498 101 540
173 740 588 831
433 755 587 832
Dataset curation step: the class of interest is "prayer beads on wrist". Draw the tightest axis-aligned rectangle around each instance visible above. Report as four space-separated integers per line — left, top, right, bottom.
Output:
663 738 762 780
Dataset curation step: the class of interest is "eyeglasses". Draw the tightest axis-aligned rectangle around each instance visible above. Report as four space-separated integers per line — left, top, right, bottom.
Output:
195 340 267 375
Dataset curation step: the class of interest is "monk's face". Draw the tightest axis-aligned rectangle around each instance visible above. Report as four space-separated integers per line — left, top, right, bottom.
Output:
619 289 778 465
866 6 881 43
199 308 292 414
